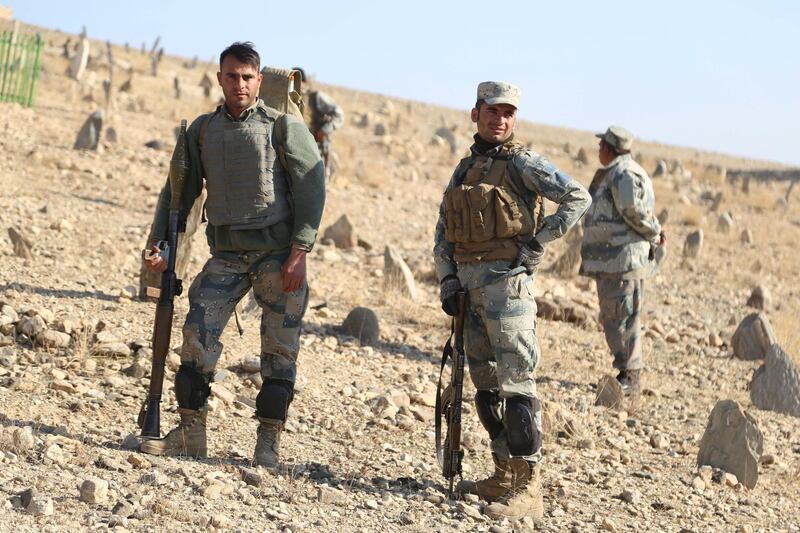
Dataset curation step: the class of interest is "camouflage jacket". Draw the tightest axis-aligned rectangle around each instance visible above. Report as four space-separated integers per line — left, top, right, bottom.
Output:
433 139 591 289
580 154 661 278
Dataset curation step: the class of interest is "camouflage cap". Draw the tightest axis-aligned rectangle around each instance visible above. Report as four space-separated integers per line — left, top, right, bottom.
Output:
596 126 634 152
477 81 521 108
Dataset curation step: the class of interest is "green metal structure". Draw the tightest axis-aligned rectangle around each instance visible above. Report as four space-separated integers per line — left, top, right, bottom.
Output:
0 30 43 107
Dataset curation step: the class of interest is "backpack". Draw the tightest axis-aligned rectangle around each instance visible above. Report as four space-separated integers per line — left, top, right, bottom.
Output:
258 66 305 120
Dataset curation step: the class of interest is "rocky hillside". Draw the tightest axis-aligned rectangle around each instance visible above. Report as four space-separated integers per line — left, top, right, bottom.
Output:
0 21 798 533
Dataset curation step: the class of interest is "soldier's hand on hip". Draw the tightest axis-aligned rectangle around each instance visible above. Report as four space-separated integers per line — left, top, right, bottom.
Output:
440 275 462 316
658 229 667 246
143 244 168 273
281 246 308 293
513 238 544 274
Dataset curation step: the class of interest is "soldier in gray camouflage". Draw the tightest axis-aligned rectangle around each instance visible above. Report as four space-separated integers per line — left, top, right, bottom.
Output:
140 42 325 469
293 67 344 180
580 126 665 395
433 81 591 520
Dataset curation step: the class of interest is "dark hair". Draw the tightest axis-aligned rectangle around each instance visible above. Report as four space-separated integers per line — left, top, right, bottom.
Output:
292 67 307 82
219 41 260 70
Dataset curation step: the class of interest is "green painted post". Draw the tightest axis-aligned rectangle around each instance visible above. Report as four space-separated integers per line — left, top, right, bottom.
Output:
27 35 43 107
0 31 8 103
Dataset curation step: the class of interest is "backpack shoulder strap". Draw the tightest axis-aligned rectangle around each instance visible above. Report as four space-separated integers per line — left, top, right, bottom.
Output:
273 112 290 172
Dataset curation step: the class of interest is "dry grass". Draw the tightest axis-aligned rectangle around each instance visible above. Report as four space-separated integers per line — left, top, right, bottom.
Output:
772 307 800 365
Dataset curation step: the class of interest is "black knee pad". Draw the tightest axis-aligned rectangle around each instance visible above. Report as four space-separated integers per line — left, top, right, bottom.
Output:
474 390 504 440
504 395 542 457
174 363 212 410
256 379 294 421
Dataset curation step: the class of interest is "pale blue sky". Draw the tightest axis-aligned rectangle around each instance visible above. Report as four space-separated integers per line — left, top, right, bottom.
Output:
9 0 800 165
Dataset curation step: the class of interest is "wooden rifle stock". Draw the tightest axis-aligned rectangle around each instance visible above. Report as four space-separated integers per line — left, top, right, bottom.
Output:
435 290 467 498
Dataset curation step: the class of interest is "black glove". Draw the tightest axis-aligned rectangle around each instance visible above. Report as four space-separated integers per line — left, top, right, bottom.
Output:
512 238 544 274
439 275 462 316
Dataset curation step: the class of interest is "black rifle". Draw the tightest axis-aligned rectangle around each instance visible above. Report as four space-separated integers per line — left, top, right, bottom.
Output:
435 290 467 498
138 119 189 438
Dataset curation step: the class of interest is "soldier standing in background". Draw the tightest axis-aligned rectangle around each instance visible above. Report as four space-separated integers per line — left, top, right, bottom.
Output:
433 81 591 520
139 42 325 469
293 66 344 180
580 126 665 396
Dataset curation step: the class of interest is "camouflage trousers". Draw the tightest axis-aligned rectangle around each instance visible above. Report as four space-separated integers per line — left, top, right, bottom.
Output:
180 249 308 382
465 272 542 462
595 276 644 371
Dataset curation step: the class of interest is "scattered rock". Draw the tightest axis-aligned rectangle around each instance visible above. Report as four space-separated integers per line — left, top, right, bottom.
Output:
697 400 763 489
12 426 36 452
79 477 109 504
122 360 147 379
144 139 165 150
322 215 358 249
93 342 132 357
683 230 703 259
740 228 754 245
239 466 262 487
36 329 71 348
317 485 347 506
374 122 389 136
22 488 54 516
594 375 624 409
650 432 670 450
383 245 418 300
750 344 800 418
17 315 47 338
433 127 459 154
732 312 777 361
341 307 380 346
653 160 668 177
8 227 34 260
717 212 734 233
746 285 771 311
576 147 589 164
620 488 641 505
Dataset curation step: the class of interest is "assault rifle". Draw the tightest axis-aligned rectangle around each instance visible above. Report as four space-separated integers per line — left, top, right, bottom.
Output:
435 290 467 498
138 119 189 438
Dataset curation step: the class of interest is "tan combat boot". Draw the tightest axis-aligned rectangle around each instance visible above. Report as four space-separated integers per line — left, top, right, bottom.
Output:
139 407 208 458
484 459 544 521
253 417 283 469
456 454 514 502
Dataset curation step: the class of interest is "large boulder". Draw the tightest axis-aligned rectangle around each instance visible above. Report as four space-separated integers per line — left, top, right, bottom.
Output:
383 245 418 300
750 345 800 418
731 312 777 361
74 110 104 150
746 285 771 311
341 307 380 346
683 230 703 259
697 400 763 489
322 215 357 249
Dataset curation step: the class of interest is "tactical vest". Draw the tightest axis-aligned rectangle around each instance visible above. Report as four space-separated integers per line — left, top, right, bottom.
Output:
444 145 543 263
200 102 292 229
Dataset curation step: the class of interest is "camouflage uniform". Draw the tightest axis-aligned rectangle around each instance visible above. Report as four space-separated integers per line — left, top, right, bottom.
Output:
581 126 661 374
303 89 344 177
141 97 325 460
434 83 591 464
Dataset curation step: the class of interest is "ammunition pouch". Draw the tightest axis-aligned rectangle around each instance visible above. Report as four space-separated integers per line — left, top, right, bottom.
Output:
444 152 540 264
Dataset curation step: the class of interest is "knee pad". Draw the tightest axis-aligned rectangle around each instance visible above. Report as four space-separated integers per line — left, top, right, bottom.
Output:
256 379 294 421
504 395 542 457
474 390 504 440
174 363 212 410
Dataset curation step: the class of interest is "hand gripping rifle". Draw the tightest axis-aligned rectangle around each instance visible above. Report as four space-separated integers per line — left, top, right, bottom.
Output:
435 290 467 498
138 119 189 438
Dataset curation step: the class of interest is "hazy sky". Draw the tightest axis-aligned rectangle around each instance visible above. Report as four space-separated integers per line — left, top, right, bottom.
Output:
9 0 800 165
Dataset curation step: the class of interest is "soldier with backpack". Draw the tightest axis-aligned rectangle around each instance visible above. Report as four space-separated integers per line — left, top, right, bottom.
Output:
139 42 326 469
292 66 344 180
